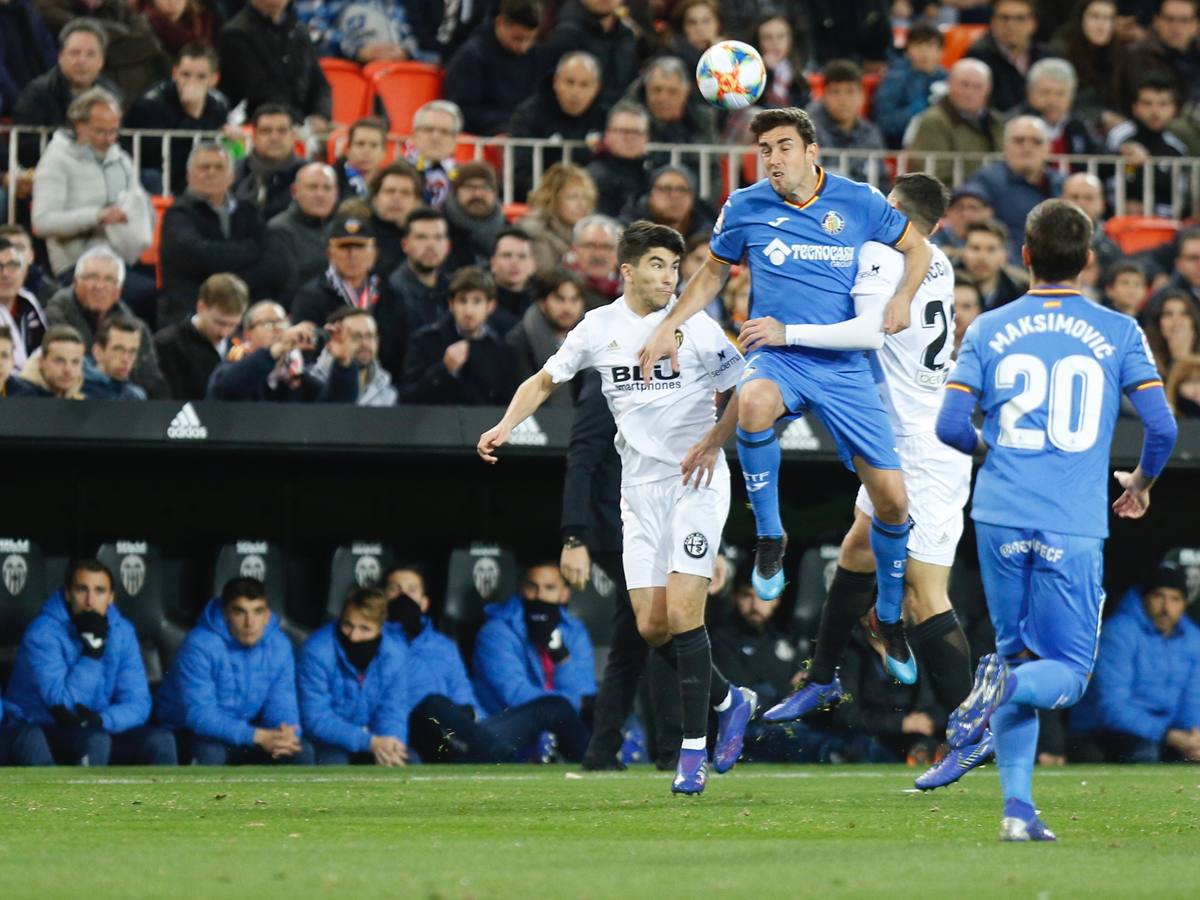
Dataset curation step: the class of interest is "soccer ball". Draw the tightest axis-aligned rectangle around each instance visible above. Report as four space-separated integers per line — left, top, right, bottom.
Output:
695 41 767 111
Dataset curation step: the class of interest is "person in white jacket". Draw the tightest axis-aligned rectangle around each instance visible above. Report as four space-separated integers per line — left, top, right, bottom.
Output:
31 87 157 320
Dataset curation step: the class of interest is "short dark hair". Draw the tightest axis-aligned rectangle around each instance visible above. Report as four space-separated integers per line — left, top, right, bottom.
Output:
750 108 816 145
0 324 11 346
0 237 13 255
325 306 374 328
94 315 140 348
252 103 294 127
964 218 1010 245
67 558 113 591
0 224 28 242
369 159 423 198
618 220 685 267
907 22 943 46
491 226 531 256
822 59 863 86
348 116 388 144
1024 199 1093 282
1133 72 1178 105
449 265 496 299
534 268 585 302
953 270 983 308
499 0 542 29
1104 260 1148 287
993 0 1036 15
892 173 951 234
42 323 85 351
221 576 267 607
1157 0 1200 16
404 207 446 232
178 41 218 71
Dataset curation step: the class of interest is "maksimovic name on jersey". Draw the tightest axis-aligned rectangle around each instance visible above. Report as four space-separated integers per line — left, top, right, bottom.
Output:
987 312 1118 359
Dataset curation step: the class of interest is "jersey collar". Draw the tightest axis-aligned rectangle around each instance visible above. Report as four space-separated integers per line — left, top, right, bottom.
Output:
1027 285 1083 308
783 166 826 211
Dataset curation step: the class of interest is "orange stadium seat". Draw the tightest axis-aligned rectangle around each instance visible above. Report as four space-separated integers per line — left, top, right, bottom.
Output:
365 61 444 134
319 58 374 125
941 24 987 69
502 202 528 222
1104 216 1181 255
140 194 175 289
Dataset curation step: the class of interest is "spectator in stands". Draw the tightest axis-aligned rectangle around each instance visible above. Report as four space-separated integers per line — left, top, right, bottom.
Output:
907 58 1006 182
0 0 56 117
14 20 119 167
267 162 339 306
125 42 230 196
965 0 1051 112
961 116 1064 262
961 219 1030 309
626 56 717 177
207 304 358 402
931 185 992 263
518 163 597 275
46 246 165 397
664 0 723 74
217 0 330 131
385 565 592 763
1123 0 1200 108
401 265 518 405
564 214 621 310
472 562 596 721
803 0 892 70
297 0 425 62
874 22 946 149
1143 286 1200 378
17 323 84 397
1151 227 1200 309
0 225 56 305
1063 171 1122 273
0 324 41 397
366 161 424 277
156 576 315 765
408 0 491 62
1015 57 1104 159
233 104 304 221
137 0 215 58
490 227 539 327
402 100 463 210
586 102 653 220
334 117 388 202
82 314 146 399
1069 564 1200 761
543 0 639 111
0 237 47 371
4 558 176 765
160 142 284 327
309 307 397 406
444 0 543 136
509 51 605 198
753 14 810 113
621 166 715 243
1166 354 1200 416
389 208 452 334
291 214 401 333
31 87 156 308
807 59 889 189
1050 0 1127 130
154 272 248 400
1107 74 1190 218
506 268 585 391
952 273 984 356
445 162 507 272
1103 260 1151 316
298 587 409 765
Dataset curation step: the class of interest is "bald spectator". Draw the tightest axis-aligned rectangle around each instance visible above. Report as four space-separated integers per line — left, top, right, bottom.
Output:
159 142 284 327
564 214 621 310
46 246 166 397
402 100 462 210
907 58 1006 182
233 104 305 221
268 162 340 305
334 117 389 201
18 323 84 398
965 0 1052 113
445 162 507 272
1013 57 1103 157
0 237 47 372
1124 0 1200 108
1062 172 1121 274
444 0 544 136
217 0 330 130
960 116 1064 261
543 0 638 111
931 186 993 263
390 208 453 334
586 102 653 219
154 273 248 400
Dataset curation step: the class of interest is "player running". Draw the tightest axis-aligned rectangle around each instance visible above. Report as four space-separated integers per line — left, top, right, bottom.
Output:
937 199 1177 841
638 108 933 683
478 222 756 796
743 173 989 788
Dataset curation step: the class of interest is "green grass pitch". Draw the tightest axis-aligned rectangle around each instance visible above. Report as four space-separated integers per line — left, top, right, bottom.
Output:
0 765 1197 898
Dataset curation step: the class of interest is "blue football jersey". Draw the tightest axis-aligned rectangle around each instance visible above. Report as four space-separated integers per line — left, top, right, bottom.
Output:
948 288 1162 539
709 168 911 372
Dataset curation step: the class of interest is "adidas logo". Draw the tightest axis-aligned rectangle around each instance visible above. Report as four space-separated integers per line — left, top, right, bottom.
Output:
167 402 208 440
606 340 620 351
778 419 819 451
508 415 548 447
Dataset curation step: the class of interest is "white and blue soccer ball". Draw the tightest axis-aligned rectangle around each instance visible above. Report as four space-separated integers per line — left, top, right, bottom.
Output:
695 40 767 111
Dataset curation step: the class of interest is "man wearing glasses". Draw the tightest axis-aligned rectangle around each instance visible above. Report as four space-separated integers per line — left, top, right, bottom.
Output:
1126 0 1200 107
586 102 654 219
402 100 463 210
964 0 1051 113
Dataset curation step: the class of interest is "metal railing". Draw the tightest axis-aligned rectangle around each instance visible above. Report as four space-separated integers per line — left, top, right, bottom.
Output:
5 124 1200 222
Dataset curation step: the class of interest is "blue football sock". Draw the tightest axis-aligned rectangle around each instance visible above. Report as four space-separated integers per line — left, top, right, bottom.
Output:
736 425 783 537
992 701 1038 810
1010 659 1088 710
869 516 910 623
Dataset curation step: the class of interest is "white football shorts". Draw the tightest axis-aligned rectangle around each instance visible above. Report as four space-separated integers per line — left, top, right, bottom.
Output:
620 473 730 590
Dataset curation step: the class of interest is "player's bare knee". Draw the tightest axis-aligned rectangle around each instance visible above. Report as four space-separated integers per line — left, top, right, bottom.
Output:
737 381 782 431
635 609 670 646
872 488 908 524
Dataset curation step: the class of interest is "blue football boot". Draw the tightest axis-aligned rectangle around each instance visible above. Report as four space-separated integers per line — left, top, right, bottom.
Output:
712 686 757 773
761 674 844 723
947 653 1013 748
671 748 708 795
1000 800 1057 842
751 535 787 601
914 729 995 790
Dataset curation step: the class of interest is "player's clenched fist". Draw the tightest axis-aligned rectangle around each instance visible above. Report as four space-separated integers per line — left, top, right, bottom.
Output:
638 323 679 381
477 423 511 463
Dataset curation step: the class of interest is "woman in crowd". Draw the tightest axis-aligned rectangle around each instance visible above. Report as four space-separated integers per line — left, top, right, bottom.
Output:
518 164 597 274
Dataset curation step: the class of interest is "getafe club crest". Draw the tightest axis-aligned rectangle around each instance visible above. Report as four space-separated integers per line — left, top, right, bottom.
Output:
820 210 846 235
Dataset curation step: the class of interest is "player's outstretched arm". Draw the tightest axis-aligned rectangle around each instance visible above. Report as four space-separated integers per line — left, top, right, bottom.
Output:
744 293 887 352
638 255 730 379
883 231 932 334
681 391 739 487
477 369 557 464
1113 382 1179 518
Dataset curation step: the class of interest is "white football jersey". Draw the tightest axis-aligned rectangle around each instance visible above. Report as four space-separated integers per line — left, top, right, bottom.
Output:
543 296 745 487
851 240 956 437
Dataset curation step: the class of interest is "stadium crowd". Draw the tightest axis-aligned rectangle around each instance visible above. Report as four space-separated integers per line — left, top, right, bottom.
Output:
1 0 1200 768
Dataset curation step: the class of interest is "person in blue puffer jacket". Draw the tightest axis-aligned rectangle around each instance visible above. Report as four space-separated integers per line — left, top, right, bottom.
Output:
384 565 592 763
298 587 410 765
3 559 175 765
1069 565 1200 763
156 576 314 765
